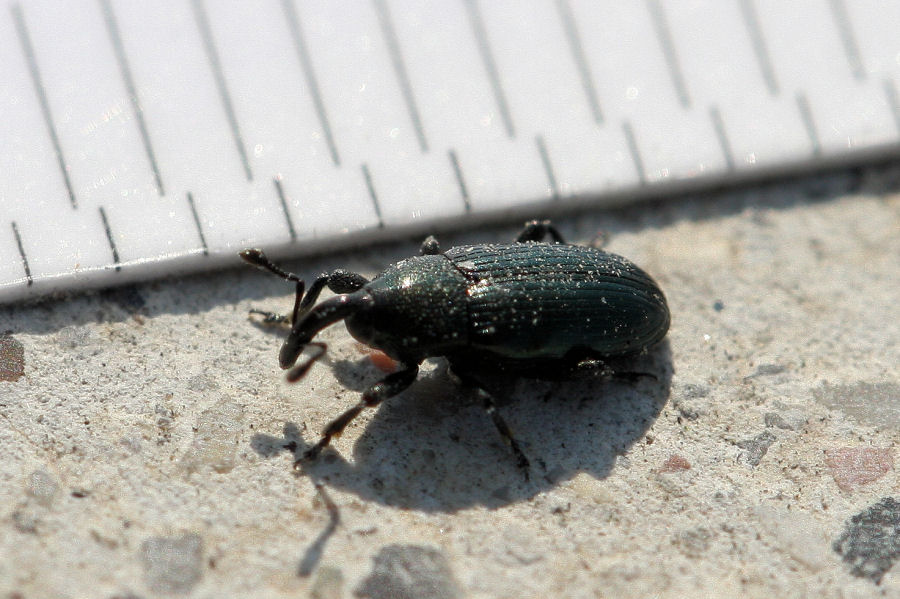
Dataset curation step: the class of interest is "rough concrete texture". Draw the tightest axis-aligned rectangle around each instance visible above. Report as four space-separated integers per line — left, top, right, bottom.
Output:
0 165 898 598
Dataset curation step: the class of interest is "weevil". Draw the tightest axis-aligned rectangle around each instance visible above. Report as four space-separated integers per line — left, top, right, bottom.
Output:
240 220 669 479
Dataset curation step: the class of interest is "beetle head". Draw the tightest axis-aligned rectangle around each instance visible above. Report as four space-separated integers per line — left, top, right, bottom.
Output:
279 292 373 381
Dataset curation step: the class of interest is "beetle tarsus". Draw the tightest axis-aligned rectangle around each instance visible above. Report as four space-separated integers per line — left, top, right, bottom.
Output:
249 308 290 325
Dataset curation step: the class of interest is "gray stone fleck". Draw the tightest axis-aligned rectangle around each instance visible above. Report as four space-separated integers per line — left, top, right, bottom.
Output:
354 544 461 599
833 497 900 584
672 527 715 558
56 326 97 349
755 506 831 572
12 508 39 534
814 381 900 429
736 431 776 466
764 412 793 430
745 363 786 379
140 533 203 594
681 383 709 399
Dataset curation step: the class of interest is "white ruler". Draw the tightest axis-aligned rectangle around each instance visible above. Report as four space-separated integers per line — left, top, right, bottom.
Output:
2 0 899 303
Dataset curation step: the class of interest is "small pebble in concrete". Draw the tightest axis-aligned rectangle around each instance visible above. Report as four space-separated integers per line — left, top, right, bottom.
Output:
825 447 893 492
764 411 805 431
814 381 900 429
672 526 714 558
736 431 776 466
0 334 25 381
659 454 691 473
745 363 786 379
25 469 58 506
181 398 244 474
755 506 832 572
832 497 900 584
310 565 344 599
140 533 204 594
355 544 460 599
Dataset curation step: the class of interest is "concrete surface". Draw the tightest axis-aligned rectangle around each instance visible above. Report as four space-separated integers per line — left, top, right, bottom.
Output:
0 165 898 598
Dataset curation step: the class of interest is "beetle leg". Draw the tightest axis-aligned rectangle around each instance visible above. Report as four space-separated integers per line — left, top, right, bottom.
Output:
515 219 566 244
454 371 531 481
420 235 442 255
297 363 420 467
575 358 657 382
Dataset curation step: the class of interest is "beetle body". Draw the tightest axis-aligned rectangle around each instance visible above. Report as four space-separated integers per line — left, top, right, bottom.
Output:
241 220 669 478
346 243 669 370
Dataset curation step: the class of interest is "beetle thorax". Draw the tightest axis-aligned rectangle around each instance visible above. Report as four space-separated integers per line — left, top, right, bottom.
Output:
344 255 469 362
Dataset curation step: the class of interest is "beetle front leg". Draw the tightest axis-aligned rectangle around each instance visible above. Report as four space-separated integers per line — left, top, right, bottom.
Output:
298 363 420 467
248 309 291 325
515 219 566 244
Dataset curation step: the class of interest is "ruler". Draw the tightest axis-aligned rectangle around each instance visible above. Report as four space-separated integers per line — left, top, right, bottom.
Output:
2 0 899 303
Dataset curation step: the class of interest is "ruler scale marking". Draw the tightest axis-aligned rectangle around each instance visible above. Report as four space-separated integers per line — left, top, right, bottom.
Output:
738 0 780 96
191 0 253 182
10 222 33 287
555 0 603 124
826 0 865 81
535 136 560 201
361 164 384 229
645 0 691 109
448 150 472 213
372 0 429 153
10 4 78 210
795 93 822 157
462 0 515 138
884 79 900 136
621 122 647 185
99 0 165 196
709 106 736 172
98 207 121 271
273 177 298 242
186 193 209 256
281 0 341 167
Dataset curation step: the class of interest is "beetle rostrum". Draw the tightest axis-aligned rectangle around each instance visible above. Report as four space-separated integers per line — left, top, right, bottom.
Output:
240 220 669 480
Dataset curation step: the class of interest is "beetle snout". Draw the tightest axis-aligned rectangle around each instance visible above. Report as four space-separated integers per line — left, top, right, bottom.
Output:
279 336 304 369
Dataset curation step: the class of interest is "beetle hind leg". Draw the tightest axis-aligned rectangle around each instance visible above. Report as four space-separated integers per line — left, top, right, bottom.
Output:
297 363 420 467
420 235 441 255
454 371 531 481
515 219 566 244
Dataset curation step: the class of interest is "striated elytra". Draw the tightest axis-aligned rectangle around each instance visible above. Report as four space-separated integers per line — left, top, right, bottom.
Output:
240 220 669 479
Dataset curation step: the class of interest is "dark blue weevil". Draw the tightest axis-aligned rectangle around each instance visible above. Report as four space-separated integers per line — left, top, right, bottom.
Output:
240 220 669 478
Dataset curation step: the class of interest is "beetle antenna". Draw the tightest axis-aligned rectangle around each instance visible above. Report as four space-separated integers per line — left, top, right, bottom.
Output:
239 249 307 325
239 248 303 283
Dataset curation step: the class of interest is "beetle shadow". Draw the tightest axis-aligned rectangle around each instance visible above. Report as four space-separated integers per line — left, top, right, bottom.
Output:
250 340 672 512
